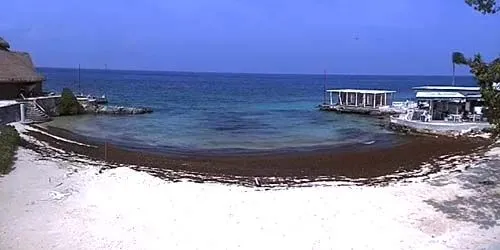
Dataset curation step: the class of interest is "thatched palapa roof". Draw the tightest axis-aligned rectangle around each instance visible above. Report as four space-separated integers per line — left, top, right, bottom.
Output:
0 47 45 84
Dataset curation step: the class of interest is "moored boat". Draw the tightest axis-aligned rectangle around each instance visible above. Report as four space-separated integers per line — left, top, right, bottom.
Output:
76 94 108 104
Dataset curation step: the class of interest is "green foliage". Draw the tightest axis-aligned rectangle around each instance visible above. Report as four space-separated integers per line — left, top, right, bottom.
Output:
452 52 468 65
463 1 500 136
0 125 21 175
59 88 82 116
465 0 499 14
467 55 500 135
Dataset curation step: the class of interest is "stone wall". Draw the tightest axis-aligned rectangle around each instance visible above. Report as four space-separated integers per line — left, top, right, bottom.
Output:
33 96 61 116
0 104 21 125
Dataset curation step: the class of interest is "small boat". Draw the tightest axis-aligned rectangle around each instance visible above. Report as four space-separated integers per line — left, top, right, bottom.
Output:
76 94 108 104
73 65 109 104
95 94 108 104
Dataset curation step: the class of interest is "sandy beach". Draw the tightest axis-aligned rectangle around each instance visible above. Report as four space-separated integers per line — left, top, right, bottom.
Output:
1 124 500 249
0 125 500 249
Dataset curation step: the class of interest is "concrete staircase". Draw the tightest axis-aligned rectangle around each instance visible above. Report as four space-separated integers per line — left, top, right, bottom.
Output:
23 101 52 124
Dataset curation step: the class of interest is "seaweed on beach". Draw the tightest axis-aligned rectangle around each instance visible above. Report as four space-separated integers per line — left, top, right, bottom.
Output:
0 125 21 175
19 124 492 188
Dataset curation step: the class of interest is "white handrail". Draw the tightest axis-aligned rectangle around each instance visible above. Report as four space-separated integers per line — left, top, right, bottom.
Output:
32 99 48 115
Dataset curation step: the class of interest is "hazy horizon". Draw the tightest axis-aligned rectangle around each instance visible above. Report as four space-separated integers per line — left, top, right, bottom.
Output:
37 66 476 78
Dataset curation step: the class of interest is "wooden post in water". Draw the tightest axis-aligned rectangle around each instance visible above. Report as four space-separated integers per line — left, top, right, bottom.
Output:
323 70 327 105
78 64 81 94
452 62 456 86
104 141 108 162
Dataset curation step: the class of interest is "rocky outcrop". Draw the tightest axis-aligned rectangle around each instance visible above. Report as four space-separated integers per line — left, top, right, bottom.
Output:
83 104 153 115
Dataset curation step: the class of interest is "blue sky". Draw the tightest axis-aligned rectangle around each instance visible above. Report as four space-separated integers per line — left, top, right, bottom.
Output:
1 0 499 75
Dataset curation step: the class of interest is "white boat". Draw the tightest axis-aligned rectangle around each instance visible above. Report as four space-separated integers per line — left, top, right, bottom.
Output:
76 94 108 104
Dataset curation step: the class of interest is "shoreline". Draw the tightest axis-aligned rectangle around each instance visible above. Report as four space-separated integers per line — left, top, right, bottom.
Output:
21 123 492 187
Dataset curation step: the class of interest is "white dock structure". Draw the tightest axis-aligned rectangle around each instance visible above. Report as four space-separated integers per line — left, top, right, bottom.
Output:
321 89 399 115
389 85 491 136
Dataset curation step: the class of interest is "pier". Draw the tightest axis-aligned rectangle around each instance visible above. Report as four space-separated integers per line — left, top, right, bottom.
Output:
320 89 401 115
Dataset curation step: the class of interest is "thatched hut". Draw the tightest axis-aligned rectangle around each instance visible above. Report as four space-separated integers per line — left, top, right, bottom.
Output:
0 37 45 99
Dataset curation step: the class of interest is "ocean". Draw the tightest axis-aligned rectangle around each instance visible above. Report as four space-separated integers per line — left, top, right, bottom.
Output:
39 67 477 155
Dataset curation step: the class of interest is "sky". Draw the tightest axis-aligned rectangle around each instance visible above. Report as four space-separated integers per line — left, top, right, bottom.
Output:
1 0 499 75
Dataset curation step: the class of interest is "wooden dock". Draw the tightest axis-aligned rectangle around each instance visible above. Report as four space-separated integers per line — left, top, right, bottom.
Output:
320 89 402 116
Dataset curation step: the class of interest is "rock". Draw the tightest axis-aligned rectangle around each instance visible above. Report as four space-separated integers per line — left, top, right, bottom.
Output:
478 180 495 186
84 104 153 115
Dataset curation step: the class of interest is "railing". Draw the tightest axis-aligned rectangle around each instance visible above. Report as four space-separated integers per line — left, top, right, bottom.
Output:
19 93 49 118
32 99 48 116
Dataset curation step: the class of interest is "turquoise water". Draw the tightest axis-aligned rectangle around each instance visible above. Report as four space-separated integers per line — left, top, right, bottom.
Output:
40 68 477 154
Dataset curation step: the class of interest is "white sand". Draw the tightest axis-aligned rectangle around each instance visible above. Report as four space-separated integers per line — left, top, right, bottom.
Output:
1 132 500 249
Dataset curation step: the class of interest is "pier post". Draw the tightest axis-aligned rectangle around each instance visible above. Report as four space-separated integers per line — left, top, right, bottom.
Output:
373 94 376 108
329 92 333 106
20 103 25 123
429 100 434 120
104 141 108 162
384 93 387 106
355 93 358 106
363 93 366 107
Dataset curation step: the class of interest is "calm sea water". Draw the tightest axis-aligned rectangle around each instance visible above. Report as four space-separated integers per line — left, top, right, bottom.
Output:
39 68 477 155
